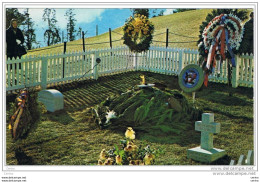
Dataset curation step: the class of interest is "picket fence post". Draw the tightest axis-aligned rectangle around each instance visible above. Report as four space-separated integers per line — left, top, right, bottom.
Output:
92 51 98 80
178 49 184 74
41 56 48 89
133 52 138 70
232 54 240 88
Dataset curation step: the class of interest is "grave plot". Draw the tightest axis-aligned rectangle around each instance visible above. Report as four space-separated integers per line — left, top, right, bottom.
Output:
5 71 253 165
91 87 202 144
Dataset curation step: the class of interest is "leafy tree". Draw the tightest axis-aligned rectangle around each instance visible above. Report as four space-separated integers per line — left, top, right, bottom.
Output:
239 12 253 54
6 8 25 29
77 27 82 39
23 9 37 50
151 9 158 17
131 9 149 17
42 8 61 46
65 9 77 41
174 9 196 13
77 27 88 39
158 10 165 16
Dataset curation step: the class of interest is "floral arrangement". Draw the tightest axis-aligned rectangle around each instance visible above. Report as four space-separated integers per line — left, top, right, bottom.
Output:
122 14 154 53
200 14 244 51
7 89 41 140
97 127 161 165
197 14 244 86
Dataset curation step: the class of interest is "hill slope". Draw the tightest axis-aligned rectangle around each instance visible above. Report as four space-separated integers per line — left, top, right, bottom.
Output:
27 9 250 56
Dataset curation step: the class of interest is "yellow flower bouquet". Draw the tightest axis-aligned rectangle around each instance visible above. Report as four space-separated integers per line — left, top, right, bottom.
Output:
97 127 162 165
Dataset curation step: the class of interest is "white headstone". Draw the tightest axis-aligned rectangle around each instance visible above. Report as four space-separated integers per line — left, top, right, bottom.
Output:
38 89 64 112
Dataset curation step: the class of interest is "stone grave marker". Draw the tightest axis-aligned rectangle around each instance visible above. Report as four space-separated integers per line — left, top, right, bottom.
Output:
38 89 64 112
187 113 226 163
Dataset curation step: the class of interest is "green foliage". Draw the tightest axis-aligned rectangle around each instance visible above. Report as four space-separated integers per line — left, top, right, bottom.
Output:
174 9 197 13
65 9 77 41
23 9 37 50
132 9 150 17
102 88 202 144
42 8 61 46
6 8 25 29
239 13 253 54
157 10 165 16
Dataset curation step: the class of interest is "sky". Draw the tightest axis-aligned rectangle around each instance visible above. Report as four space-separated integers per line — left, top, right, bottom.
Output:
16 8 174 48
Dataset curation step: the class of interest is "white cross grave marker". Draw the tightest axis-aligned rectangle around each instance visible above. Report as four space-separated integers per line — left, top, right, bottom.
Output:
187 113 226 163
195 113 220 150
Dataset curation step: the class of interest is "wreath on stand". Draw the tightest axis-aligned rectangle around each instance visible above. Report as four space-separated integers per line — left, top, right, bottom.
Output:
178 13 244 93
198 13 244 86
123 14 154 53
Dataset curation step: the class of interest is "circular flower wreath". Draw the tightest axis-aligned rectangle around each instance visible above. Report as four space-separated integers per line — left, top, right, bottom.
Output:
199 13 244 52
123 14 154 53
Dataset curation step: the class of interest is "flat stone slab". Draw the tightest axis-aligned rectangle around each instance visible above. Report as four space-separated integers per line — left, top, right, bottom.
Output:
38 89 64 112
137 84 155 88
187 146 226 163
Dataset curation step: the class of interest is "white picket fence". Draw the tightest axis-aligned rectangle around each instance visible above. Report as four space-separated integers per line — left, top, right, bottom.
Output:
6 46 254 92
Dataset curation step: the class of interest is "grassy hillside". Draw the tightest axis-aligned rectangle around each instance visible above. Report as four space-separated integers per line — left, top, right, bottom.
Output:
27 9 251 56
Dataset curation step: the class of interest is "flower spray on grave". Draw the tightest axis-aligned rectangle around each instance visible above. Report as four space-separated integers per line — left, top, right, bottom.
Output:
97 127 162 165
8 88 42 141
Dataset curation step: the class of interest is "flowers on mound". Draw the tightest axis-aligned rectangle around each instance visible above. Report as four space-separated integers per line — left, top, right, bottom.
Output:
123 14 154 53
97 127 161 165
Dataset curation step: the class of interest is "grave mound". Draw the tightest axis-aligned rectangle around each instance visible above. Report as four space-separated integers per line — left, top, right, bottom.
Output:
92 87 202 144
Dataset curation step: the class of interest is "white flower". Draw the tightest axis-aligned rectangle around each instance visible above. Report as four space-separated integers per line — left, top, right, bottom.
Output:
105 110 117 124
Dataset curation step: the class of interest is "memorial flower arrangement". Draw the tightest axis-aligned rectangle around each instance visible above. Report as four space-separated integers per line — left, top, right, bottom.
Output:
197 13 244 86
200 14 244 51
97 127 162 165
7 89 41 140
122 14 154 53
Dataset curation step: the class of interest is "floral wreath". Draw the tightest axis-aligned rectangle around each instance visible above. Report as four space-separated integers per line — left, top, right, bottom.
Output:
198 14 244 86
123 14 154 53
199 14 244 51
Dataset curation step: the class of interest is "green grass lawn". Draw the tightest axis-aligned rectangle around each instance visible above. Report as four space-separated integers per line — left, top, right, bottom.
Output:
6 71 253 165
